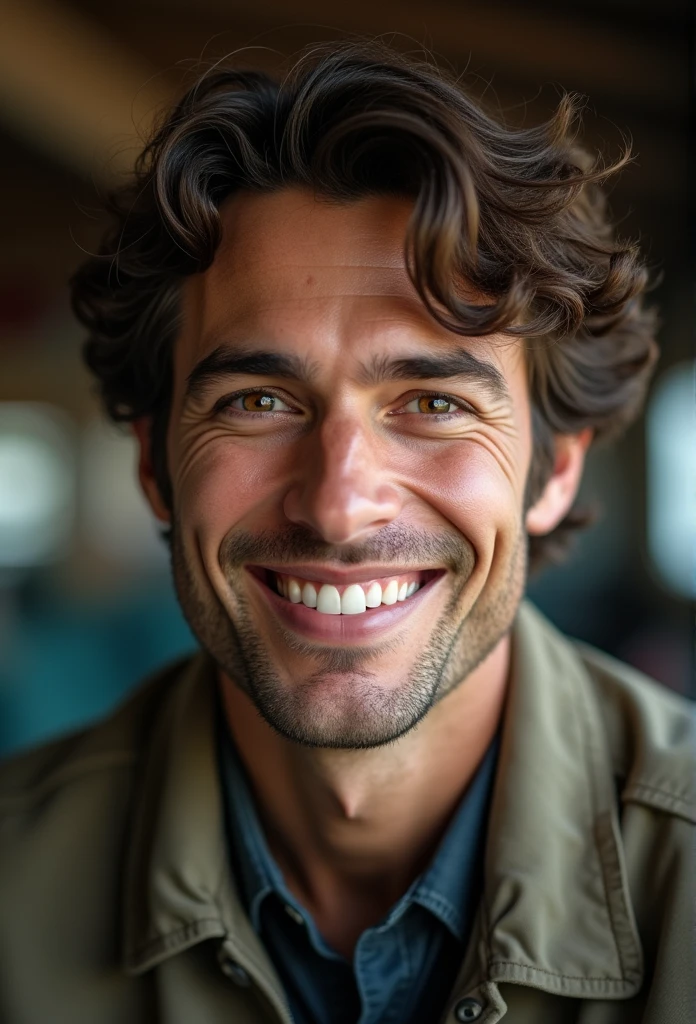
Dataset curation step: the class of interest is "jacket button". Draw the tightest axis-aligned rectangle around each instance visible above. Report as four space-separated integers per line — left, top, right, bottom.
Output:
220 958 251 987
454 997 483 1021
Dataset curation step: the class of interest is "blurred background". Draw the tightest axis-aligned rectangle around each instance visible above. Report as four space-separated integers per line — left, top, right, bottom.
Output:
0 0 694 757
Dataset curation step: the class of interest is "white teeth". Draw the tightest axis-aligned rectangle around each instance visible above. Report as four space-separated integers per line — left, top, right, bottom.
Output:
316 584 341 615
341 584 367 615
275 574 423 613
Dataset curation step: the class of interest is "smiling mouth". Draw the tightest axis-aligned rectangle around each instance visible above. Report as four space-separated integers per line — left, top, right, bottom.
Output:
248 567 442 616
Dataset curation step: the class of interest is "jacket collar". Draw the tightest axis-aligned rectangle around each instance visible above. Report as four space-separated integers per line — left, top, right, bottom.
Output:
122 600 643 1000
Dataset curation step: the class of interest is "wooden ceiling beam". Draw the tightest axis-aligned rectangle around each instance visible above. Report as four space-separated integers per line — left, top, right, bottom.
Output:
0 0 685 194
132 0 685 110
0 0 174 183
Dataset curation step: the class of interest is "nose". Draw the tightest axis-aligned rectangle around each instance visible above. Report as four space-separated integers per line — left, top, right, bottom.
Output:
283 414 402 544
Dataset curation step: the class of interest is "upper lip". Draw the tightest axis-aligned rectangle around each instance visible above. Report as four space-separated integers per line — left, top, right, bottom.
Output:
248 564 440 585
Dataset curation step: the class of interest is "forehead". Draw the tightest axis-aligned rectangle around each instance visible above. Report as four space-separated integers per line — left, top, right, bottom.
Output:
178 187 524 383
206 187 413 300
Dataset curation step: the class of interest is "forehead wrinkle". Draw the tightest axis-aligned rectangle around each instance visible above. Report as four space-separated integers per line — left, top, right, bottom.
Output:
212 262 406 302
196 289 437 358
222 260 407 270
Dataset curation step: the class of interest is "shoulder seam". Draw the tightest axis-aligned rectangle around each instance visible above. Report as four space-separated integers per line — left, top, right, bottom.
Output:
0 751 137 815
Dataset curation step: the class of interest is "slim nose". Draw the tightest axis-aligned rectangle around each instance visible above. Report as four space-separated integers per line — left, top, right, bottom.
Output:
283 414 402 544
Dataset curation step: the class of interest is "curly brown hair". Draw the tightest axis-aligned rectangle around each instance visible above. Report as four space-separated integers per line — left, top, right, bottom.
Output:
71 41 658 573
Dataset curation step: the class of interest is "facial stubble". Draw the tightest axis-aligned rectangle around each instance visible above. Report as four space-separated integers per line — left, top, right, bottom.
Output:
170 519 527 749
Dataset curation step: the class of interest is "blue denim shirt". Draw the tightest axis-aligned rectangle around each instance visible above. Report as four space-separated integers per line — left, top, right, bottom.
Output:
218 725 498 1024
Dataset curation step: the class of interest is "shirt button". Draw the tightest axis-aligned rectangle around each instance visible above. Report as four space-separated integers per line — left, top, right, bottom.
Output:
454 997 483 1021
284 903 305 926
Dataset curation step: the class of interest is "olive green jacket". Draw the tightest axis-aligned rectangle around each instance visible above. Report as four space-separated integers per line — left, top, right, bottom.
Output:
0 601 694 1024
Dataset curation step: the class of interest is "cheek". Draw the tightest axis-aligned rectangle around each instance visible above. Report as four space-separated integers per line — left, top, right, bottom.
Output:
402 441 525 562
173 434 292 538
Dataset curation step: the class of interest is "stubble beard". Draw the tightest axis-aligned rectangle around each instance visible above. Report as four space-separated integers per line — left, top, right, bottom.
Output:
169 518 528 750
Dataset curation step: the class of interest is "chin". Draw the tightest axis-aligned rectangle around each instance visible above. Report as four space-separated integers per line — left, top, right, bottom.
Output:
250 670 435 750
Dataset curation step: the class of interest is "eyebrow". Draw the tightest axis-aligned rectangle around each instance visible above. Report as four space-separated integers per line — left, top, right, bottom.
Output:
356 350 510 403
184 344 510 404
185 347 319 402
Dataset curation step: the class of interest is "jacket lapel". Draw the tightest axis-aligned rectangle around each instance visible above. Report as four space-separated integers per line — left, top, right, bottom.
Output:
481 602 643 999
121 653 285 1004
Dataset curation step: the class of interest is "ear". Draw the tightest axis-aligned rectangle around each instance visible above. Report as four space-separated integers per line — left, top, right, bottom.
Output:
132 417 171 524
525 427 593 536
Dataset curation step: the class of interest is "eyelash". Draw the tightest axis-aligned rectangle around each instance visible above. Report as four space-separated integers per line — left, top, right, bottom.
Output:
214 388 475 419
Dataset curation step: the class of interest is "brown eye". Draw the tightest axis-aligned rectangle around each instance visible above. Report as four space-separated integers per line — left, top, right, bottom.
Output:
241 392 276 411
417 396 453 414
220 390 295 416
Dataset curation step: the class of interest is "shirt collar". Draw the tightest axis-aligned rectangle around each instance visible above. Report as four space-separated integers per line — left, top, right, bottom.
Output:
216 714 289 933
411 735 499 940
122 599 643 1002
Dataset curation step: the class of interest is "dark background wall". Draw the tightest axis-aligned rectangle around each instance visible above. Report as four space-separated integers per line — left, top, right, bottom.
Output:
0 0 693 756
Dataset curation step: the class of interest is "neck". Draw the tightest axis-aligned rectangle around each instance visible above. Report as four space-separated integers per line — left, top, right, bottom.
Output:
220 634 510 955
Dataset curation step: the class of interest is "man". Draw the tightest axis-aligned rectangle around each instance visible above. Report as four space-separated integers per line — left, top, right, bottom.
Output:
0 42 693 1024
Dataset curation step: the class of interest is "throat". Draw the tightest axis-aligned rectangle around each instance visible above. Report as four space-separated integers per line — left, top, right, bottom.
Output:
276 853 423 961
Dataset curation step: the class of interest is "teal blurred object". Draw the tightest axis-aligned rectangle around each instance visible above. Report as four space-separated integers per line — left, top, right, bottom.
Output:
0 581 196 758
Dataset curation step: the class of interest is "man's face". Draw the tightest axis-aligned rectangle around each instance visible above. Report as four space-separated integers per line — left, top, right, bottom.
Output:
162 188 536 748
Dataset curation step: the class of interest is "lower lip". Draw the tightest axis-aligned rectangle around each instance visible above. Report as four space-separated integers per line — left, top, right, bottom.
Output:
246 570 444 643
